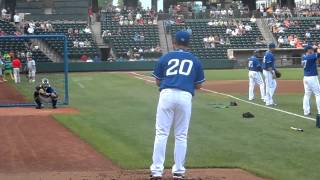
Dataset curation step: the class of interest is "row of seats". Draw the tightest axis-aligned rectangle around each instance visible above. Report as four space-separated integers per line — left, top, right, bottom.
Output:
170 20 265 61
272 18 320 48
102 12 161 58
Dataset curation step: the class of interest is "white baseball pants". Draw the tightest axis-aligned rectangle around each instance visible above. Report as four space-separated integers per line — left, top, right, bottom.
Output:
150 88 192 177
248 71 265 101
303 76 320 115
263 70 277 105
13 68 20 83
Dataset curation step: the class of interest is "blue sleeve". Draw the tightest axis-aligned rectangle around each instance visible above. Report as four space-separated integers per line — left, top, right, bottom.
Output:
266 53 276 70
152 56 165 80
194 59 205 84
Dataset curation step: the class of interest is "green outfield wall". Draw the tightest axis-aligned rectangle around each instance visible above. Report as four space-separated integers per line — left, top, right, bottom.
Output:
36 60 236 73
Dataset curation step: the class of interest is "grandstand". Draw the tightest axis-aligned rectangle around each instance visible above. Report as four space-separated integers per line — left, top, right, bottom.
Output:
102 11 161 60
170 19 265 61
34 23 99 59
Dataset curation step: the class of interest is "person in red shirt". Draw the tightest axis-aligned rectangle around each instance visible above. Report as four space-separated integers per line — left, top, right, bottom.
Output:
12 57 21 83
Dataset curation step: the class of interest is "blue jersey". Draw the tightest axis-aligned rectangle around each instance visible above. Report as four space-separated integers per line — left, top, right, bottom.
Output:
262 51 276 70
153 49 205 96
302 53 320 76
248 55 261 71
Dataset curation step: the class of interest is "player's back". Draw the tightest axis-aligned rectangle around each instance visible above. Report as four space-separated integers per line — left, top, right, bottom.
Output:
248 56 260 71
302 53 319 76
153 49 204 96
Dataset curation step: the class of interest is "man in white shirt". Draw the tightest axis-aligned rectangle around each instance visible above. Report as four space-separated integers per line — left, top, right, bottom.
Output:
27 57 36 82
245 24 252 31
79 41 85 47
1 8 7 19
250 16 256 23
305 31 311 38
278 36 284 45
84 26 91 34
14 13 20 25
27 26 34 34
226 27 232 34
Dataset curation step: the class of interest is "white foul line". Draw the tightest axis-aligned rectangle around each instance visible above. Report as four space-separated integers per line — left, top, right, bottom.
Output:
129 72 316 122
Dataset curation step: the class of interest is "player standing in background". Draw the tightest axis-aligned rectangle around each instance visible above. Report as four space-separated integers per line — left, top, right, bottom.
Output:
301 45 320 116
248 50 265 101
150 31 205 180
27 57 36 82
12 56 21 83
263 43 277 106
0 56 4 82
3 56 14 82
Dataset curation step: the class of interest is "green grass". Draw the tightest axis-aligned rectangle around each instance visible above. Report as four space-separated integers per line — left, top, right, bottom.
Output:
13 69 320 180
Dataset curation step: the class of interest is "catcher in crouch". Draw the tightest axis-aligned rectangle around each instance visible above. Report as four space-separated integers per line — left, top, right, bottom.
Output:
34 78 58 109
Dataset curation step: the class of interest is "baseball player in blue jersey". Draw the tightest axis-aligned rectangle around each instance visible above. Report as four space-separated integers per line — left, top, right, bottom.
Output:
262 43 277 106
302 45 320 116
248 50 265 101
150 31 205 180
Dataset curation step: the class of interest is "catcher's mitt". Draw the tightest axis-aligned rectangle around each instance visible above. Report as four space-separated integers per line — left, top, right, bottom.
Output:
275 70 281 78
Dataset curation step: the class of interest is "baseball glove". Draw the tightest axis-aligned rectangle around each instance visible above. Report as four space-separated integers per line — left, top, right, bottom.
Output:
275 70 281 78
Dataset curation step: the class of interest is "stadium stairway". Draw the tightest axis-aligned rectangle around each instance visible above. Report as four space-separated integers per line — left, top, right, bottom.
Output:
257 18 277 45
157 20 169 54
30 39 62 62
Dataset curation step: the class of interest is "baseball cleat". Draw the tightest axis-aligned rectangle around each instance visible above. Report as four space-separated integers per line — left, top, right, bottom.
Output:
149 175 162 180
304 113 311 116
173 173 185 180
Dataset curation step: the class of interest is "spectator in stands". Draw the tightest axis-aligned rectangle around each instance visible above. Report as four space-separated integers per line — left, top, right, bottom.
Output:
80 54 88 62
73 39 79 48
244 23 252 31
203 36 209 48
74 29 79 34
186 26 192 35
155 44 161 52
13 13 20 25
84 26 92 34
123 17 129 25
84 39 91 47
226 27 232 35
305 31 311 38
45 21 53 32
119 18 124 26
150 46 155 52
79 40 85 48
220 36 225 45
67 28 73 34
14 31 21 36
133 32 140 41
0 28 5 36
27 25 35 34
250 16 256 23
1 8 7 19
102 30 108 38
139 33 145 41
278 36 284 47
136 12 142 23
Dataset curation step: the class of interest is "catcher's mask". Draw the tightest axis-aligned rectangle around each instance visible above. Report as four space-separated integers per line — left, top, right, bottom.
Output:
41 78 50 88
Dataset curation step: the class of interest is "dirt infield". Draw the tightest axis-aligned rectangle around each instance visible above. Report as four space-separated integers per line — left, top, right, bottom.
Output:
204 80 303 94
0 81 266 180
0 83 27 104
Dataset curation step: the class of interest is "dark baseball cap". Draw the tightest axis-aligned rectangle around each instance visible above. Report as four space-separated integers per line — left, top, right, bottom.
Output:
268 43 276 49
175 31 190 44
304 45 313 51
